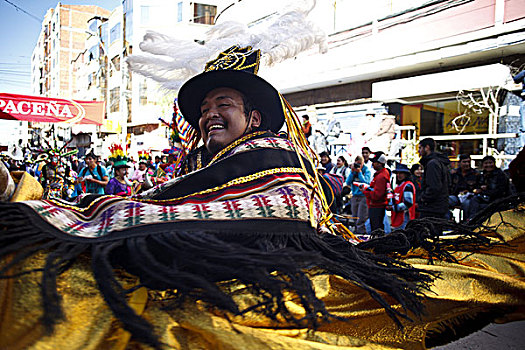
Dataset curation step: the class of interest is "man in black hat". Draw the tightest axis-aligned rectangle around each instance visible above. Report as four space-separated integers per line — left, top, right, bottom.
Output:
177 46 284 165
198 87 263 155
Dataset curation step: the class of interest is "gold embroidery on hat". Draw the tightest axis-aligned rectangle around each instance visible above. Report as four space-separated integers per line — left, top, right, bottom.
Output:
205 46 260 74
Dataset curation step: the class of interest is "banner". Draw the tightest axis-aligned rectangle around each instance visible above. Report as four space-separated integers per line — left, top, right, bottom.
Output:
442 101 488 134
0 93 104 125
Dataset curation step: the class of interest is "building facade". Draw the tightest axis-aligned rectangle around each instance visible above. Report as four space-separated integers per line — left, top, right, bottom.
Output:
70 0 219 158
31 3 111 99
218 0 525 165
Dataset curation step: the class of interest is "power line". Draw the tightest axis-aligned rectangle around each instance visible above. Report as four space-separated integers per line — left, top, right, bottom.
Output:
3 0 41 23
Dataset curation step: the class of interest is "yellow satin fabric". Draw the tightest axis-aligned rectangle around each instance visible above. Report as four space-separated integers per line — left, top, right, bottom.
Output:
0 209 523 350
9 171 44 202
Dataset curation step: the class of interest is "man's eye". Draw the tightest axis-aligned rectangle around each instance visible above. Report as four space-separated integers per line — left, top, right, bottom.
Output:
201 108 209 114
219 103 229 107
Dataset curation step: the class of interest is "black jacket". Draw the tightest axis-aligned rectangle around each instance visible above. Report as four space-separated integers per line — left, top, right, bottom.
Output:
450 167 481 195
419 152 450 214
479 168 509 201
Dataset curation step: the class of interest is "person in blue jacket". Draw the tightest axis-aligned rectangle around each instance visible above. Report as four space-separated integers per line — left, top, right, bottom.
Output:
345 155 371 234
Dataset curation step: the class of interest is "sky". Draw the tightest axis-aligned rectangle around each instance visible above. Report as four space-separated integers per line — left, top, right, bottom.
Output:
0 0 121 95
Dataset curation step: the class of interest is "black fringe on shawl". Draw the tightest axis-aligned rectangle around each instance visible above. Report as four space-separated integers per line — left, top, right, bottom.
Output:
357 193 525 261
3 192 522 349
0 203 436 349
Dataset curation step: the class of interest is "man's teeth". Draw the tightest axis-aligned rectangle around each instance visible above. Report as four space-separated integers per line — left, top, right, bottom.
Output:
209 125 225 131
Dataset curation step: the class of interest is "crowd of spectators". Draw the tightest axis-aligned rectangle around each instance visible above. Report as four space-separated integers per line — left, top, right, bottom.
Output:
317 137 515 234
1 150 179 200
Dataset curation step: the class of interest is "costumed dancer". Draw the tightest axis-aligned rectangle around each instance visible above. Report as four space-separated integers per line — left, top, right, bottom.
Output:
105 144 132 196
0 43 524 350
35 148 77 200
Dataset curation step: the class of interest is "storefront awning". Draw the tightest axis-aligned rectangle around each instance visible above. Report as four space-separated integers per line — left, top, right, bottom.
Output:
0 93 104 125
372 64 513 103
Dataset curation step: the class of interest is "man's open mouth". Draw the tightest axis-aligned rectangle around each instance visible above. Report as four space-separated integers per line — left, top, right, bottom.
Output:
207 122 226 134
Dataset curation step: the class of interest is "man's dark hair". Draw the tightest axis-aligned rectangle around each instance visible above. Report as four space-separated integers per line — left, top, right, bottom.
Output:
459 154 471 161
362 147 371 153
85 150 97 160
241 93 269 132
482 155 496 163
302 115 309 120
419 138 435 152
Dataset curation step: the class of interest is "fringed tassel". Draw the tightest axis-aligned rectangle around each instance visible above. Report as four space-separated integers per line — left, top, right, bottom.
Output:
91 241 163 350
41 243 89 333
358 217 494 262
0 202 434 347
121 231 332 327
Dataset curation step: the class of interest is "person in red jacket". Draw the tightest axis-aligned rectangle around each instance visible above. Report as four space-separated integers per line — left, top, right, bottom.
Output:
363 153 390 231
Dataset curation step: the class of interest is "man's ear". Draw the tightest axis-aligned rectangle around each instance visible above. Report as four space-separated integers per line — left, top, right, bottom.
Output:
250 110 262 128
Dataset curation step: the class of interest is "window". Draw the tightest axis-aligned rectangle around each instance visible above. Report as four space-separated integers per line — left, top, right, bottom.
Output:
139 81 147 105
110 23 121 44
110 87 120 112
177 2 183 22
193 4 216 24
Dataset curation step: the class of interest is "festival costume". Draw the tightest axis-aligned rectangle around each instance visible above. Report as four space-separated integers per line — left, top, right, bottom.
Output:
0 46 524 350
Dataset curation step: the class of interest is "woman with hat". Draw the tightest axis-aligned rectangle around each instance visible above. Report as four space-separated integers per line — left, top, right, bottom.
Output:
390 162 416 229
104 144 132 196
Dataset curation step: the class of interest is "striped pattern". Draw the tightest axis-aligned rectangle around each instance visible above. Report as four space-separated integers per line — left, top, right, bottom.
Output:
24 181 321 238
22 135 324 239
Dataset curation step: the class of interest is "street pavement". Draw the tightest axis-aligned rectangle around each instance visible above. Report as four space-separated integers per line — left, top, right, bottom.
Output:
435 321 525 349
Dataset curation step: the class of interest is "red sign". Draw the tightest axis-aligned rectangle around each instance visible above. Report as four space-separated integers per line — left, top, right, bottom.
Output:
0 93 104 125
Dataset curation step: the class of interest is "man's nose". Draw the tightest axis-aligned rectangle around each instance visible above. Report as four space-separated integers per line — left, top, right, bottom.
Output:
203 106 221 119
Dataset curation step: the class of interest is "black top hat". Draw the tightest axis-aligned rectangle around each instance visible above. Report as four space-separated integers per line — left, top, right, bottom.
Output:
178 46 285 133
393 162 411 174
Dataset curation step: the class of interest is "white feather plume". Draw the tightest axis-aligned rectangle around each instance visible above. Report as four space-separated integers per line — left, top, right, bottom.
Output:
126 0 327 91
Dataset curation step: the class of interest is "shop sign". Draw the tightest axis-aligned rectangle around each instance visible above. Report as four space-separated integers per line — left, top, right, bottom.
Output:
0 93 104 125
443 102 488 134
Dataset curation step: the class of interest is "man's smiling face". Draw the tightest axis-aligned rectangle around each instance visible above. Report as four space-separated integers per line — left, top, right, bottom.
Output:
198 87 260 155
